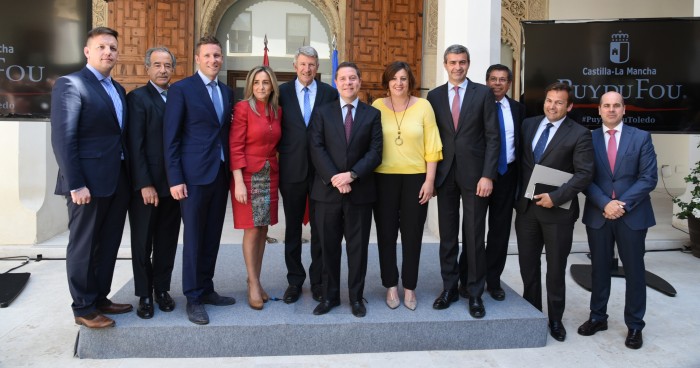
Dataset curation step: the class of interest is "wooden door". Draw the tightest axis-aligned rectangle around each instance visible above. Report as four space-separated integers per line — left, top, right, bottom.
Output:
345 0 423 103
108 0 195 92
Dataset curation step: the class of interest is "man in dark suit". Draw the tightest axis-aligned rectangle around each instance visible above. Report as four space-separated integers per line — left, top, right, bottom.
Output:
126 47 180 319
577 91 657 350
308 62 382 318
163 36 235 325
483 64 526 301
278 46 338 303
426 44 500 318
50 27 132 328
515 82 594 342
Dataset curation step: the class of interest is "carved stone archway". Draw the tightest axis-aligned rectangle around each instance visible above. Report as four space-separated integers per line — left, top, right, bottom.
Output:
198 0 346 60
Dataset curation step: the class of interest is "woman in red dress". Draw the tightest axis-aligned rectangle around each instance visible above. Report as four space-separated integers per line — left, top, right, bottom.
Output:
229 65 282 310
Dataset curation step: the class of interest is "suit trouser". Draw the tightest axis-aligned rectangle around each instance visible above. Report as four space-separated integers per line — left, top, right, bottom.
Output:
515 207 574 322
586 221 647 330
437 166 488 297
129 193 181 297
374 173 428 290
65 162 130 317
280 177 323 288
180 164 228 304
315 199 372 303
485 162 517 289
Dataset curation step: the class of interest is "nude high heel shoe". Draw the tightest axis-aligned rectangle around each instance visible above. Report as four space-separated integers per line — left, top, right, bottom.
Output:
404 289 417 311
386 286 400 309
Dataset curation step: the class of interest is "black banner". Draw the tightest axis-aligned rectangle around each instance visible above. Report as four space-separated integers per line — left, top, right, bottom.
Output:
0 0 91 119
522 18 700 133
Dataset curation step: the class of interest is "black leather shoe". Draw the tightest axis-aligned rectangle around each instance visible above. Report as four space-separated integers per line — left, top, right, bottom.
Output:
136 297 154 319
577 319 608 336
201 292 236 306
283 285 301 304
154 291 175 312
549 320 567 342
458 284 470 299
351 300 366 318
186 303 209 325
311 284 324 302
313 300 340 315
468 297 485 319
625 329 643 349
433 289 459 310
488 287 506 301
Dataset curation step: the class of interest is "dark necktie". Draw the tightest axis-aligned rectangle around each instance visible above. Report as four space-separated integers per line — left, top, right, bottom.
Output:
608 129 618 198
496 101 508 175
533 123 553 164
344 104 353 143
303 87 311 126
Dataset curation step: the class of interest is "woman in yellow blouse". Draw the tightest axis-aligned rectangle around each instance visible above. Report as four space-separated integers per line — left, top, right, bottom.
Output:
372 61 443 310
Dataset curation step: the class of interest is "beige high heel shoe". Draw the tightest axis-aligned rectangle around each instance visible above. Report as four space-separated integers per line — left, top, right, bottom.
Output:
386 286 400 309
404 289 417 311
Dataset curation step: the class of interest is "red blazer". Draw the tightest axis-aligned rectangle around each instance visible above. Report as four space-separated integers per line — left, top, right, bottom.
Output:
229 99 282 174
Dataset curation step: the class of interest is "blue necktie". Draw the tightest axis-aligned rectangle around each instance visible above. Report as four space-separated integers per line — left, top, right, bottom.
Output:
303 87 311 126
533 123 553 164
210 81 223 123
101 78 123 129
496 101 508 175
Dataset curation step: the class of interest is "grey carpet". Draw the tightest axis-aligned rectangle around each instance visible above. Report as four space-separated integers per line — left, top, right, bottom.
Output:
76 243 547 358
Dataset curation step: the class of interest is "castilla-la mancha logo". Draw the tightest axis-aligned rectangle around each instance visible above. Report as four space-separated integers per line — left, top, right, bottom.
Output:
609 31 629 64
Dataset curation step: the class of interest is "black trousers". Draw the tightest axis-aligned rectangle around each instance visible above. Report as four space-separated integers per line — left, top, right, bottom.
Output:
437 165 488 297
315 199 372 303
485 162 517 289
586 221 647 330
374 173 428 290
279 177 323 288
65 162 130 317
129 192 181 297
515 207 574 322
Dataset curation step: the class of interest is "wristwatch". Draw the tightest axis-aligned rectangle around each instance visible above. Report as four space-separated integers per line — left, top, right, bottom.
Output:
350 170 358 180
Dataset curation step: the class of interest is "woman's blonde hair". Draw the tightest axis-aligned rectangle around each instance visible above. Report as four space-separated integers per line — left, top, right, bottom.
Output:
244 65 280 119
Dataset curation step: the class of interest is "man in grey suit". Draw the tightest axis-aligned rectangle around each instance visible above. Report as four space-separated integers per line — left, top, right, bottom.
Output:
515 82 594 342
577 91 657 350
278 46 338 303
127 47 180 319
426 44 500 319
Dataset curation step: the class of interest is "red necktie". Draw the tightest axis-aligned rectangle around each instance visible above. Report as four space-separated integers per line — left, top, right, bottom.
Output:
344 104 353 143
608 129 617 198
451 85 460 130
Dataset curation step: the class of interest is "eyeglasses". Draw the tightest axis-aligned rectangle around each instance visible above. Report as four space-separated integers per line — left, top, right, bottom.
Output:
488 77 509 83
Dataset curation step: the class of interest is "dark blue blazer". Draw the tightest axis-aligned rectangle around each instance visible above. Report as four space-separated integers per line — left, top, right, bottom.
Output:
51 67 128 197
163 74 233 187
308 100 383 204
582 125 657 230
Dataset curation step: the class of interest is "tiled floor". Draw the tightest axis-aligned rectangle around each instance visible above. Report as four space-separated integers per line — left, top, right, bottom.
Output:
1 190 699 367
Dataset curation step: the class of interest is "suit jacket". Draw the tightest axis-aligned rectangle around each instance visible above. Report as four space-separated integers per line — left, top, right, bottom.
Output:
278 79 338 183
308 100 383 204
126 82 170 196
163 73 234 187
515 115 594 223
51 66 128 197
229 100 282 174
427 79 500 188
582 125 657 230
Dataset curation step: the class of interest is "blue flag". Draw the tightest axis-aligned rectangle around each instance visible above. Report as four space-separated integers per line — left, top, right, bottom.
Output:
331 38 338 87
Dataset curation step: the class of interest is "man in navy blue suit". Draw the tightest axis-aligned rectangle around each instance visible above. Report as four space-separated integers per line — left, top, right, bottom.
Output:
577 91 657 350
163 36 235 325
51 27 132 328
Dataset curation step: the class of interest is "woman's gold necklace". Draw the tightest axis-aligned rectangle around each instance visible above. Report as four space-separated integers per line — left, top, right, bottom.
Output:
390 95 410 146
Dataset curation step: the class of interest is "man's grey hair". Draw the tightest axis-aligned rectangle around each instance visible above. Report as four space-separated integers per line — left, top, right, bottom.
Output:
443 44 470 63
294 46 319 64
144 47 176 68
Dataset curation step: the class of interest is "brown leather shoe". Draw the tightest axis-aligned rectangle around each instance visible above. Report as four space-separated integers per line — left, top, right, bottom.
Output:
97 301 133 314
74 312 115 328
